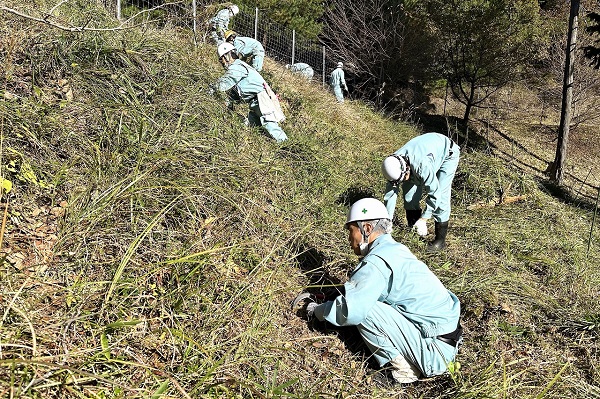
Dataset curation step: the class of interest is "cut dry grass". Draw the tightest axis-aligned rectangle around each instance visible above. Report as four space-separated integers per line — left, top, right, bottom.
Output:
1 1 600 398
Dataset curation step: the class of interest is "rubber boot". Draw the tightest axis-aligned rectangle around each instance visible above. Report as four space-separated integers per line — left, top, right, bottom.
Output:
405 209 422 228
427 221 449 253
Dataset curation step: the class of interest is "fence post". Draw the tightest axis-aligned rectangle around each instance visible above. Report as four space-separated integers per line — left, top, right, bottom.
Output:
291 30 295 65
116 0 121 20
192 0 197 46
322 46 326 88
254 8 258 40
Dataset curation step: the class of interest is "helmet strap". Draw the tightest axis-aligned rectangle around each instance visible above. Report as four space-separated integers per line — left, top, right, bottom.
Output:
391 154 409 184
356 222 369 256
357 220 381 254
221 52 234 68
357 221 367 239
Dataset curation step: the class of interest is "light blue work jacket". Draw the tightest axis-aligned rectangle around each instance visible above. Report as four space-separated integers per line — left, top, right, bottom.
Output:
215 59 265 104
210 8 231 30
314 233 460 338
384 132 458 220
329 67 347 89
233 37 265 57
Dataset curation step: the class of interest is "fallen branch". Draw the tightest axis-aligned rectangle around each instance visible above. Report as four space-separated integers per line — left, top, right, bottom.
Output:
467 195 528 210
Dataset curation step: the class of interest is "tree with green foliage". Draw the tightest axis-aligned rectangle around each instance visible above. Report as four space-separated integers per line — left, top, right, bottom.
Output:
239 0 324 38
425 0 545 122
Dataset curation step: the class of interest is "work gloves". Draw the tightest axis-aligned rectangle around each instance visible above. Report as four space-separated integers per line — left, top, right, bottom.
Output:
291 292 321 320
292 286 344 320
291 292 313 315
413 218 428 237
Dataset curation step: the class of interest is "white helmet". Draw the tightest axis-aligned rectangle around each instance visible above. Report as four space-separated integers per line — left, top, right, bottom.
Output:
217 42 236 58
337 62 343 68
346 198 390 225
382 154 408 182
229 4 239 15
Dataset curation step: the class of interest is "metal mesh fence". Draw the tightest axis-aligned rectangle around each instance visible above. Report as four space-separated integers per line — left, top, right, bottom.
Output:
114 1 338 86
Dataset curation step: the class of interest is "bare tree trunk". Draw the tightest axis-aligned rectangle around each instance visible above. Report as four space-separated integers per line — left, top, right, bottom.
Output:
550 0 580 185
463 80 476 122
463 102 472 123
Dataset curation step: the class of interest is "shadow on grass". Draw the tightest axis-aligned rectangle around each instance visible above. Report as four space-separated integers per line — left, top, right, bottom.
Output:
310 319 379 369
336 186 377 207
413 113 489 151
471 120 600 208
537 178 600 212
419 113 600 210
293 244 378 370
293 245 346 300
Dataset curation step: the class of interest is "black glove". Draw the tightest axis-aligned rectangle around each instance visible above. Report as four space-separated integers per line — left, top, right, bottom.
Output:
291 292 312 309
305 302 318 318
291 292 318 319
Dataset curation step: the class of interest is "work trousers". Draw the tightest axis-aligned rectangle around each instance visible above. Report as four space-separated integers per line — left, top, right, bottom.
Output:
248 102 287 143
402 147 460 222
357 302 458 377
332 85 344 103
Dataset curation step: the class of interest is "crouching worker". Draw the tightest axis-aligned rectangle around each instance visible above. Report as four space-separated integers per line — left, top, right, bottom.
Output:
382 132 460 252
208 4 239 45
286 63 314 80
213 43 287 143
225 30 266 72
297 198 462 384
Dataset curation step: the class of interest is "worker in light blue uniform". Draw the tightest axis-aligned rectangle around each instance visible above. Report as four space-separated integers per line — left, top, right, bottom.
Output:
224 30 265 72
213 43 287 143
302 198 462 384
329 62 348 102
382 132 460 252
209 4 239 45
286 63 314 80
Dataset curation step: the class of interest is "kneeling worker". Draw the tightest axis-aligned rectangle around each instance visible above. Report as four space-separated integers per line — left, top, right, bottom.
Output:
300 198 462 384
382 132 460 252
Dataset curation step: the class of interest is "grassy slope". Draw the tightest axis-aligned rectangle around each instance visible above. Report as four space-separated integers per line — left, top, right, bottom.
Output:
1 4 600 398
